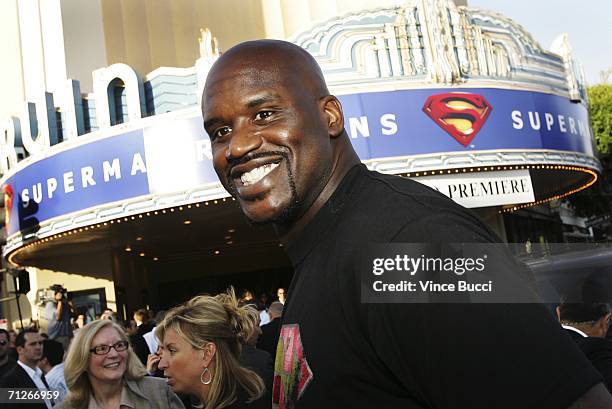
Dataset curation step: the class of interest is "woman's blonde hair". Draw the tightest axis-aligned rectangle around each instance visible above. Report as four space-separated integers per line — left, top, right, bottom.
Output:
156 288 265 409
63 319 147 409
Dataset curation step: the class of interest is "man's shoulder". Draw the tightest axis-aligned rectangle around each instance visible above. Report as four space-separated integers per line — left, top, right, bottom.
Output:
346 167 498 242
576 336 612 355
47 363 65 380
261 319 280 333
0 362 32 387
357 167 452 203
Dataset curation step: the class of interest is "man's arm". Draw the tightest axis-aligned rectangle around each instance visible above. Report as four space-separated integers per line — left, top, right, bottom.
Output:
568 383 612 408
56 299 63 318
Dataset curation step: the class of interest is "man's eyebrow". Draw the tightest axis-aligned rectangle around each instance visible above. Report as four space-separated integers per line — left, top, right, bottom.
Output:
203 116 222 131
245 93 281 109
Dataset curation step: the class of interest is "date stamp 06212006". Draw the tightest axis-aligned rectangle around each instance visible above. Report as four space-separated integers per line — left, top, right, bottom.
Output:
0 388 61 403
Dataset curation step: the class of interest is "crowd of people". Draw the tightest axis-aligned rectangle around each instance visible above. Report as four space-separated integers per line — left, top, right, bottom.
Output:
0 285 285 408
2 286 612 408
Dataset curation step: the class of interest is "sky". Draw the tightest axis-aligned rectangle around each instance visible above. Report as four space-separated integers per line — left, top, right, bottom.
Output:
468 0 612 85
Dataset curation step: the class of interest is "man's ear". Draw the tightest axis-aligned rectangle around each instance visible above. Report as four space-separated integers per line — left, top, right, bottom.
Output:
556 306 561 322
321 96 344 138
599 313 611 335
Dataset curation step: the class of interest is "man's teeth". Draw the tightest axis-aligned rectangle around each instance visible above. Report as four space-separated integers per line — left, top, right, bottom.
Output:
240 163 279 186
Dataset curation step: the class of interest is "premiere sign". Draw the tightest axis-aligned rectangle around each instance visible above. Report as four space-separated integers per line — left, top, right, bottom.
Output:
413 170 534 208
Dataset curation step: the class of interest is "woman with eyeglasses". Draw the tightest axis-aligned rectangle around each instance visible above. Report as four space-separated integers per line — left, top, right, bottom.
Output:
55 319 184 409
156 289 267 409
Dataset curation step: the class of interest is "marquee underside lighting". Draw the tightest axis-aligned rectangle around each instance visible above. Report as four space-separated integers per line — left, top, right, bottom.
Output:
5 162 598 268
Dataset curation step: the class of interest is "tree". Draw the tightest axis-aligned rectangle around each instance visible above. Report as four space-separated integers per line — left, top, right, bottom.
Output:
588 85 612 154
566 85 612 219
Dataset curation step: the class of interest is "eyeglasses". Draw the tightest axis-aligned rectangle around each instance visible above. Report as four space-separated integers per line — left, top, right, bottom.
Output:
89 340 129 355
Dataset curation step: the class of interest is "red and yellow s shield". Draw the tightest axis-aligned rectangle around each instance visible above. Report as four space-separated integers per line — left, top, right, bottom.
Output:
423 92 492 147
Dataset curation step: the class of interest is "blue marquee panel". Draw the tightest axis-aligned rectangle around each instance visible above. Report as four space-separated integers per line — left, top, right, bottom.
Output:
2 88 594 235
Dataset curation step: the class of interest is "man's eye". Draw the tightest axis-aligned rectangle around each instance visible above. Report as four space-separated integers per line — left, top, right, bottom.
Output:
212 126 231 140
254 111 274 121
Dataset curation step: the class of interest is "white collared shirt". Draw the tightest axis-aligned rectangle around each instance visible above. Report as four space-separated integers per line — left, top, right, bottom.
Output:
562 324 589 338
45 363 68 405
143 327 158 354
17 360 53 409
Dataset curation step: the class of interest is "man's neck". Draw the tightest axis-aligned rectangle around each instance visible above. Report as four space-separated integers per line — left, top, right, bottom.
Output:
277 141 360 245
18 358 38 371
563 323 601 338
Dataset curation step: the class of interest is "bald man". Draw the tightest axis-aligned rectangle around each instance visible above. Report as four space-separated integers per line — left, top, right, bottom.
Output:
202 40 610 409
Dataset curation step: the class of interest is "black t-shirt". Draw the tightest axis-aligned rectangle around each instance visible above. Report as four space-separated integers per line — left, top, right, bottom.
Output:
271 164 601 409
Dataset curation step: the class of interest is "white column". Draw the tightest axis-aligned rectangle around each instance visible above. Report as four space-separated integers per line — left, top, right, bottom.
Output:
38 0 68 95
17 0 47 100
261 0 286 39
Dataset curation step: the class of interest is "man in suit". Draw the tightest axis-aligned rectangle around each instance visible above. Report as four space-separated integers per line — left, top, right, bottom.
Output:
257 301 283 363
0 328 52 409
0 328 17 379
557 302 612 392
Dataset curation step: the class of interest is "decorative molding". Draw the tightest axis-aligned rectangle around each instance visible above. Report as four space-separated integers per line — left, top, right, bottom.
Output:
290 0 586 99
363 149 601 175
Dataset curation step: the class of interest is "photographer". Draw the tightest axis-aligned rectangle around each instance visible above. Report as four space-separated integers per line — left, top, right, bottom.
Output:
44 285 74 350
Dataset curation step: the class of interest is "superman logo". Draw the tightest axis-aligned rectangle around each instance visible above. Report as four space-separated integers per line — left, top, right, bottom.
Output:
423 92 492 147
272 324 313 409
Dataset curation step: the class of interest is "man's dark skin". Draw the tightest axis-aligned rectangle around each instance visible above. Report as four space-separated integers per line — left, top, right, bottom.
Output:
202 39 612 408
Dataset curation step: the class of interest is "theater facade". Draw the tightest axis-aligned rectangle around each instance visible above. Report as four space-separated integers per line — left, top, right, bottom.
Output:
0 0 598 324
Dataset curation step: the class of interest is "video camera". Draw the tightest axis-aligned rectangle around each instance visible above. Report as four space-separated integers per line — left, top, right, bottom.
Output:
50 284 67 298
36 284 68 306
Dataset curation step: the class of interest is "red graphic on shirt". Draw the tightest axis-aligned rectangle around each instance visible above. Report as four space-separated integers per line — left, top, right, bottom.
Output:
3 184 13 231
272 324 313 409
422 92 492 147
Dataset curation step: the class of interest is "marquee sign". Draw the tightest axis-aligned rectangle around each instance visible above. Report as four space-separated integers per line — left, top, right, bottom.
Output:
414 170 534 208
1 87 596 236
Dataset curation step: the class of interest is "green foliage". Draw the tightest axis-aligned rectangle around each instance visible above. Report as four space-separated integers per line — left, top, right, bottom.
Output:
588 84 612 154
565 85 612 218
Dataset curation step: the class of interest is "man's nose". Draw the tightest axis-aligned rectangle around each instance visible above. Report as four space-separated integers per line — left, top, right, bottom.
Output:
225 125 263 160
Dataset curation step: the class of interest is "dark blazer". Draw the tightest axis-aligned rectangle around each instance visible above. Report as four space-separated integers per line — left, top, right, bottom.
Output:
0 363 48 409
257 318 281 363
0 358 18 379
240 344 273 392
565 328 612 392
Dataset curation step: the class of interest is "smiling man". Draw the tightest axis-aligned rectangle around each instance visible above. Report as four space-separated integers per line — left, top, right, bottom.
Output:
202 40 612 409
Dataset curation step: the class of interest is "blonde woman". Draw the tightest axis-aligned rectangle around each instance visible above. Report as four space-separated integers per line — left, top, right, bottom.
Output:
157 289 267 409
55 319 184 409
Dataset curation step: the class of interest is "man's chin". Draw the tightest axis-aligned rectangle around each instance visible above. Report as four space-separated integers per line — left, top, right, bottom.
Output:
239 198 300 227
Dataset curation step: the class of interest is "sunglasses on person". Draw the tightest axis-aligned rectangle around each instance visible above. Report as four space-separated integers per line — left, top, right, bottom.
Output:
89 340 129 355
